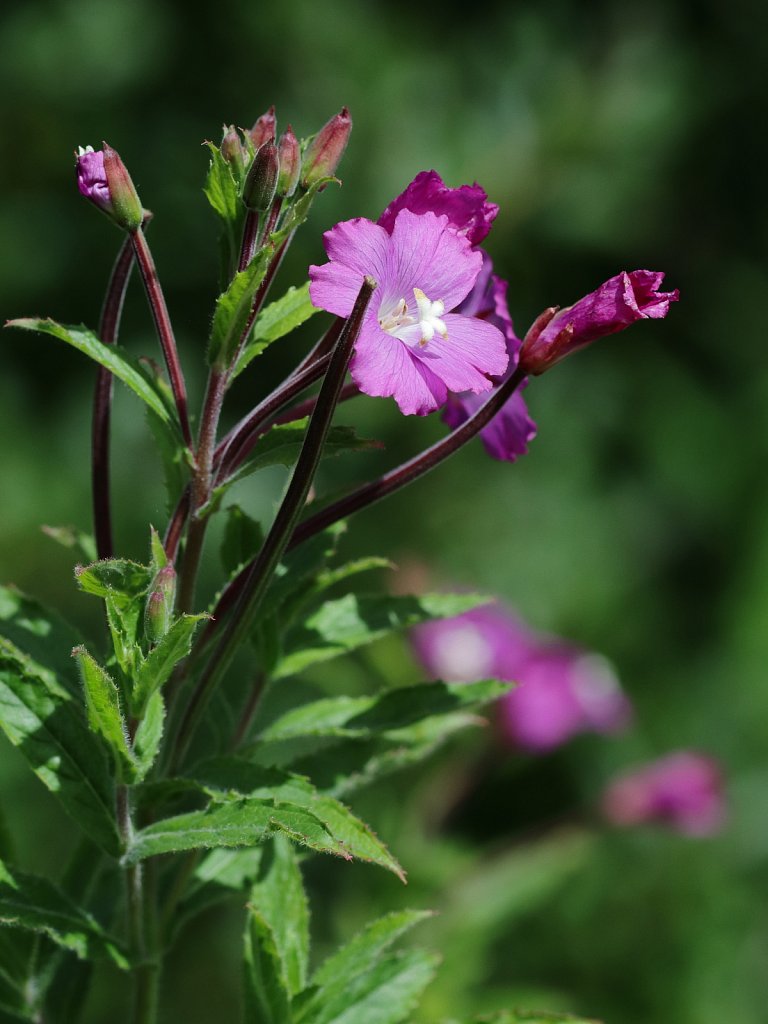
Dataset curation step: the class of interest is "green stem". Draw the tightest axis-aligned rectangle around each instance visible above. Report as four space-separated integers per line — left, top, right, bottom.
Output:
168 277 376 771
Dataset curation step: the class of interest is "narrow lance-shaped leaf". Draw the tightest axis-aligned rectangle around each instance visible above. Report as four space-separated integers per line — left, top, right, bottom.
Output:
243 908 292 1024
6 320 174 424
207 246 271 370
131 614 207 712
232 282 319 379
0 637 120 856
72 647 136 782
0 858 128 969
133 691 165 779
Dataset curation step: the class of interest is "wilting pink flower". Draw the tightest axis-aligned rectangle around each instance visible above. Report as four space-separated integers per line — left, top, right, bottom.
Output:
75 143 142 232
602 751 725 836
378 169 498 246
309 209 509 415
442 254 537 461
520 270 679 375
412 602 631 752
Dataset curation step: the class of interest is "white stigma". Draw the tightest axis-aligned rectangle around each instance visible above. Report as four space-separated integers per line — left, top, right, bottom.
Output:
76 145 95 156
413 287 447 346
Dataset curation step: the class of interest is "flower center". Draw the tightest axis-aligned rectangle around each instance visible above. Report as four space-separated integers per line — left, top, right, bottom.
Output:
379 288 448 347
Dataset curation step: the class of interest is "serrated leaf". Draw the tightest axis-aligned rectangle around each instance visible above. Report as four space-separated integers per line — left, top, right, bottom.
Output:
189 761 404 880
232 282 319 379
6 320 174 425
149 527 168 571
203 142 240 224
202 422 379 518
123 798 349 865
295 911 435 1024
276 592 490 679
133 691 165 778
0 638 120 856
74 559 151 600
243 908 292 1024
132 614 206 711
145 407 190 511
208 247 271 369
0 858 127 968
72 647 136 782
248 836 309 996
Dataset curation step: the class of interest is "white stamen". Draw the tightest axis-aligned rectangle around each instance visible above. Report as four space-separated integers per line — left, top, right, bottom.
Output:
413 288 447 347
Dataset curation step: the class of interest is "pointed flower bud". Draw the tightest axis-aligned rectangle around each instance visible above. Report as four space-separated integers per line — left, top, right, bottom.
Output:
220 125 245 177
249 106 276 149
242 141 279 212
519 271 679 375
301 107 352 188
276 125 301 197
76 143 143 232
144 564 176 644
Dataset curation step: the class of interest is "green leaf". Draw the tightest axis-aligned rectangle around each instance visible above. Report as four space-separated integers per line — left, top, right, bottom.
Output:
6 320 174 425
41 524 97 563
202 422 379 518
149 527 168 571
0 858 127 968
123 799 349 865
132 614 206 711
248 836 309 996
276 592 490 679
203 142 240 225
72 647 136 782
145 407 190 511
207 247 271 370
0 586 82 698
0 637 120 856
469 1014 601 1024
133 691 165 779
74 559 151 601
243 908 291 1024
220 505 264 577
295 911 436 1024
232 282 319 379
190 761 404 880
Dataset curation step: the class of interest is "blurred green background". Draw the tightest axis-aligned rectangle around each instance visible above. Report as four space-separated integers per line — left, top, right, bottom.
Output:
2 0 768 1020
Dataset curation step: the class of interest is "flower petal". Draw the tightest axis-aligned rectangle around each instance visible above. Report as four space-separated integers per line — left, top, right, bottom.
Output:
350 319 447 415
386 209 482 313
309 217 390 317
417 313 508 395
443 385 536 462
378 170 498 245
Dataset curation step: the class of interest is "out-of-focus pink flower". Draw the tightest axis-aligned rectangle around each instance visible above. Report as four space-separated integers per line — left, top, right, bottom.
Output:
378 169 498 246
601 751 725 836
309 209 509 415
520 270 679 375
411 602 631 752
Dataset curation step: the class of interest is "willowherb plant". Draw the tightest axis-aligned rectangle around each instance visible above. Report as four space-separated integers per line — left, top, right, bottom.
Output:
1 106 677 1023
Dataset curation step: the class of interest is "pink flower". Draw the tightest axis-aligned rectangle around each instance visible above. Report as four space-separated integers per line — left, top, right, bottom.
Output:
378 169 498 246
442 254 537 462
76 146 111 212
601 752 725 836
309 209 509 415
411 602 631 752
520 270 679 375
75 143 142 232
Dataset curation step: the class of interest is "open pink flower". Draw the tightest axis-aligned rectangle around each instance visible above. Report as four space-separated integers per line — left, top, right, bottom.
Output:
601 752 725 836
521 270 679 374
309 208 509 415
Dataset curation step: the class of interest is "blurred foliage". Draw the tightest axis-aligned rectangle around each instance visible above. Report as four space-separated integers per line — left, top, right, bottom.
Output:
1 0 767 1021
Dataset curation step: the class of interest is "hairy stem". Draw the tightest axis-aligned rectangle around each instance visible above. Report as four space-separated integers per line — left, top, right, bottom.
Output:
130 227 192 448
168 278 376 771
118 787 158 1024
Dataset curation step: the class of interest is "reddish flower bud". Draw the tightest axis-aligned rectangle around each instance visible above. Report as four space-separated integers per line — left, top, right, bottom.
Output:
519 271 679 375
76 142 143 232
301 107 352 188
276 124 301 197
242 141 279 212
249 105 276 149
220 124 245 177
144 564 176 644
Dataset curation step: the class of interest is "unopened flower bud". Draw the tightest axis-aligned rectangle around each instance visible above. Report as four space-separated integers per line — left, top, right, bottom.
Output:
249 106 276 149
301 107 352 188
76 143 143 232
220 125 245 177
276 125 301 197
144 565 176 644
242 141 279 212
